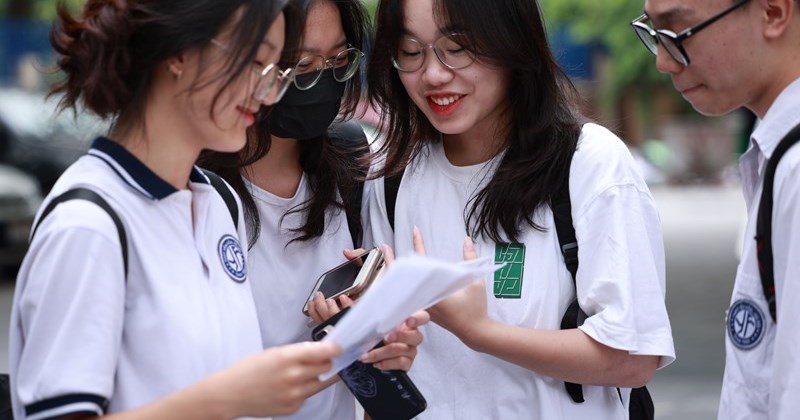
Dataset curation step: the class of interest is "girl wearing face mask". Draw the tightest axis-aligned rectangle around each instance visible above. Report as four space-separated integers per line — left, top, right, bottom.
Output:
8 1 344 419
200 1 426 419
361 0 676 418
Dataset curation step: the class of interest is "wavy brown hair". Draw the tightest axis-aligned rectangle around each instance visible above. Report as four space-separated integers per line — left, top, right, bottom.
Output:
50 0 289 137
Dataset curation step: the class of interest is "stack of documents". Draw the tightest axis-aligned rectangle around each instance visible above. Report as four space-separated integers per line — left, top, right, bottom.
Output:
321 254 500 380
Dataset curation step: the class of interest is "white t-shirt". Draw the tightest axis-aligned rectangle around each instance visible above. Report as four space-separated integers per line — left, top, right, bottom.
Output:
718 77 800 420
363 123 675 419
246 176 356 420
9 138 264 420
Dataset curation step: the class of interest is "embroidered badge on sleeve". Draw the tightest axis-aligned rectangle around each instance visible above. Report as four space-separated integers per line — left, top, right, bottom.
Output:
218 234 247 282
727 299 765 350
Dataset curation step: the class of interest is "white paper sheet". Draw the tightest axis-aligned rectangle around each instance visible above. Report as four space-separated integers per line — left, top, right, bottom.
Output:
319 254 502 380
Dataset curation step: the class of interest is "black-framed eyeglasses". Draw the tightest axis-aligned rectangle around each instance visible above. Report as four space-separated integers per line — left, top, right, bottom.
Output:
630 0 750 66
392 34 475 73
210 39 294 103
292 46 364 90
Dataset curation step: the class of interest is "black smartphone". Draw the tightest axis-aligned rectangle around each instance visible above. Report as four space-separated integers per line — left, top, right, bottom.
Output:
312 308 427 420
303 248 384 316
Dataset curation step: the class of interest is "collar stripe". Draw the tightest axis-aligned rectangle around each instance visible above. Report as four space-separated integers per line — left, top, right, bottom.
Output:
87 138 210 200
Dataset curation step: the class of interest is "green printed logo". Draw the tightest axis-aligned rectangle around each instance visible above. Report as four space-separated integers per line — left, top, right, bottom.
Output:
494 243 526 299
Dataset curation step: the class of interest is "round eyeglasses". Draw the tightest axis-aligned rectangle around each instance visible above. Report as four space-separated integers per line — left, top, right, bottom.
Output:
630 0 751 66
292 47 364 90
210 39 294 103
392 34 475 73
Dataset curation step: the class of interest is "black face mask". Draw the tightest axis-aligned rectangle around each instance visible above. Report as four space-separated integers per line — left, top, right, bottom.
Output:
268 69 346 140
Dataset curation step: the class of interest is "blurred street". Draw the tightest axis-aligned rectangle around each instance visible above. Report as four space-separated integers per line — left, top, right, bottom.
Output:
0 183 745 420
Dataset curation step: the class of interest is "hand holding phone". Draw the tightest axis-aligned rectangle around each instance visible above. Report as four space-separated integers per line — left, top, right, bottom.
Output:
302 248 384 316
311 308 427 420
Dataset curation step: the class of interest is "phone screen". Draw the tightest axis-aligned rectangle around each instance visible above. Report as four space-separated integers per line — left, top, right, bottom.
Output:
317 251 369 298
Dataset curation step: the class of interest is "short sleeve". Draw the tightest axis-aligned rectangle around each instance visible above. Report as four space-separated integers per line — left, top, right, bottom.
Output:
12 201 126 419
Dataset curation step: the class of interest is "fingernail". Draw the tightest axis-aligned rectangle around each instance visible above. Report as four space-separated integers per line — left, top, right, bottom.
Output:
386 332 397 342
358 353 370 363
316 291 323 299
464 236 475 250
413 225 421 236
406 317 417 328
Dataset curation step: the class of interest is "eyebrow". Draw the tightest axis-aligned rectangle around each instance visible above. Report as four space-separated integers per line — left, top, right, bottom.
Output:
301 39 348 55
646 6 696 27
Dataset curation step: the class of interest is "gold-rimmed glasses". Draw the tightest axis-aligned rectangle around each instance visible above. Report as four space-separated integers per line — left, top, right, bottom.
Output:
392 34 475 73
210 39 294 102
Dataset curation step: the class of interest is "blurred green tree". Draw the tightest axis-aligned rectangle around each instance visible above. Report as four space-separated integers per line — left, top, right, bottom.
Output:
541 0 668 104
2 0 84 20
541 0 692 140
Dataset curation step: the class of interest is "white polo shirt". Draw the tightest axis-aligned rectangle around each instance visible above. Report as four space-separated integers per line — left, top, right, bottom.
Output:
363 123 675 419
246 176 356 420
718 77 800 420
9 137 264 420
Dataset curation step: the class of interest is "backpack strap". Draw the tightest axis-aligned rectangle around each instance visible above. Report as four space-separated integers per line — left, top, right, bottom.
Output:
756 123 800 322
31 188 128 277
384 170 404 231
552 172 585 403
201 169 239 230
328 121 370 248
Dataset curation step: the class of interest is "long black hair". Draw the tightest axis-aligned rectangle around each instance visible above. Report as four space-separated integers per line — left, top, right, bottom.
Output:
50 0 289 138
368 0 583 243
200 0 370 247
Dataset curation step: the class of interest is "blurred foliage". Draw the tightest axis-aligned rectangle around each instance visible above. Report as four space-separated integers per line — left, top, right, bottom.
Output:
362 0 378 21
540 0 670 106
1 0 84 20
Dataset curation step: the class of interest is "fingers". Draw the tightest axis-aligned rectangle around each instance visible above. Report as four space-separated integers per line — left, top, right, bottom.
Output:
343 248 366 260
359 342 417 371
382 244 396 265
404 310 430 330
385 328 424 348
286 341 342 362
463 236 478 261
308 292 343 324
412 225 427 255
343 248 366 267
338 294 355 309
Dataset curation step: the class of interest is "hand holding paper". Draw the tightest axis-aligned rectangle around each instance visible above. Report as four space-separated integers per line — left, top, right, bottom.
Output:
320 252 501 380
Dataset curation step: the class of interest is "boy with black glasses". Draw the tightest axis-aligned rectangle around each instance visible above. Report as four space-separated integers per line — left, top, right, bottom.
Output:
633 0 800 418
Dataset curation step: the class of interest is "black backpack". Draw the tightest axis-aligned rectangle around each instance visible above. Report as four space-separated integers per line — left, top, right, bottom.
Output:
0 169 238 420
755 123 800 322
382 163 654 419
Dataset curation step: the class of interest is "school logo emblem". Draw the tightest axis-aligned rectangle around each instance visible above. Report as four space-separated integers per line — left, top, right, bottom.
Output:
727 299 765 350
218 235 247 282
494 243 526 299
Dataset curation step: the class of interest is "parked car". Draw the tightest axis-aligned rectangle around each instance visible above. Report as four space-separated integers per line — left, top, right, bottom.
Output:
0 163 41 273
0 87 107 193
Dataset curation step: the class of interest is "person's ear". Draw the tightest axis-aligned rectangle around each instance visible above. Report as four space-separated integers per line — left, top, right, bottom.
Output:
166 55 185 80
761 0 795 39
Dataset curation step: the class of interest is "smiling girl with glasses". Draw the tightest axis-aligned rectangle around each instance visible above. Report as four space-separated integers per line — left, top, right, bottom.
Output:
8 1 346 419
363 0 676 418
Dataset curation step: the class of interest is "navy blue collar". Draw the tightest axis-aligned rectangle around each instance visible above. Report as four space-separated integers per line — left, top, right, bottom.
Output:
88 137 209 200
